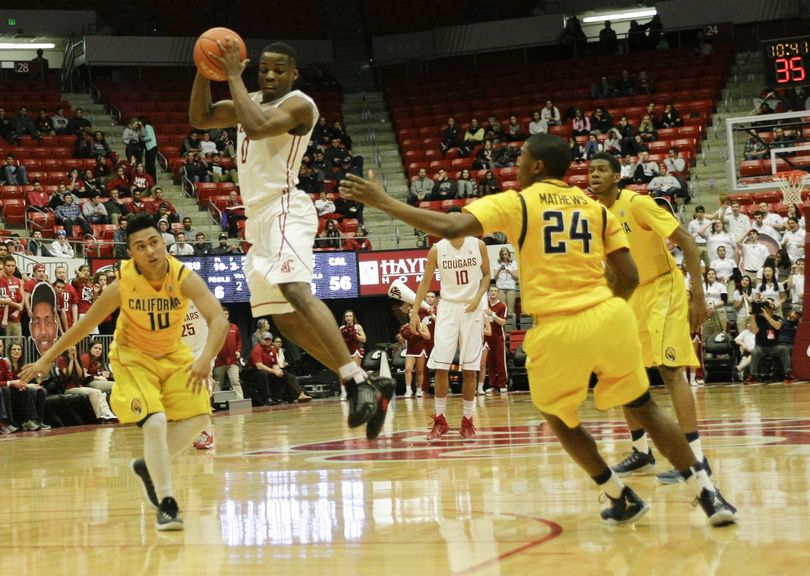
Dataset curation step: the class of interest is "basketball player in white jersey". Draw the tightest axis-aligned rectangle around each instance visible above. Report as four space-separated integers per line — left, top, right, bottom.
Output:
410 208 490 440
189 40 393 440
179 300 216 450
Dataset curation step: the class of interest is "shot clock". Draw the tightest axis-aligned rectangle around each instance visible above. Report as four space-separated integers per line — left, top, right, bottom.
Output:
761 36 810 88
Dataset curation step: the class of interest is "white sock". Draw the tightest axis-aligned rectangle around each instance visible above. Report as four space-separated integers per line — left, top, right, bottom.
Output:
689 437 704 462
600 471 625 499
462 399 474 418
631 433 649 454
435 396 447 416
168 414 210 458
142 413 172 502
339 362 365 384
686 467 714 495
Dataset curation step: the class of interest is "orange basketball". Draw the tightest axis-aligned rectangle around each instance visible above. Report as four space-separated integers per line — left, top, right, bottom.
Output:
193 27 247 81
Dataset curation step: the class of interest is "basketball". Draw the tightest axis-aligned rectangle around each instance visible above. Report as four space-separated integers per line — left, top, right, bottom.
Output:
193 27 247 81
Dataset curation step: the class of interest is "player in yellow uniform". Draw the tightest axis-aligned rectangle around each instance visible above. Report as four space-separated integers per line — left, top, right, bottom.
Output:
338 133 736 526
20 213 229 531
588 152 714 484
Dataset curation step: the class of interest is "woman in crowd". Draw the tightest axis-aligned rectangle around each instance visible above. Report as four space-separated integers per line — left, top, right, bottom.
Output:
702 268 728 340
2 342 48 430
494 247 519 315
317 219 342 250
81 339 114 392
456 168 478 198
58 345 117 421
478 170 502 196
251 319 271 348
733 275 755 332
755 264 783 310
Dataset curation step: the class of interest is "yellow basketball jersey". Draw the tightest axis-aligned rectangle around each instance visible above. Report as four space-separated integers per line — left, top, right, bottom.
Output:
465 179 628 317
114 256 191 354
609 189 679 285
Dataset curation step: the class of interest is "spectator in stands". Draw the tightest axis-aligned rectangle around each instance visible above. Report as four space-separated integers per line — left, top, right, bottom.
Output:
540 100 561 131
129 163 155 196
212 307 243 398
616 69 637 95
751 210 781 241
91 131 112 159
182 131 202 156
344 225 372 251
169 232 194 256
55 194 91 239
0 255 24 338
53 268 77 332
26 231 52 257
702 268 728 340
335 157 358 181
35 108 55 136
569 137 585 163
193 232 211 256
314 190 336 218
152 188 177 219
243 332 285 406
138 116 158 182
3 154 28 185
157 218 175 247
478 170 501 196
67 108 91 135
708 226 737 281
51 106 70 135
786 257 805 310
648 164 682 199
725 201 751 244
756 265 783 310
324 136 349 168
57 345 117 421
216 130 235 158
504 114 525 142
616 115 637 155
637 114 658 143
570 108 591 136
590 107 612 135
80 168 104 197
483 116 504 144
122 118 145 164
637 71 656 95
474 139 496 169
210 152 238 184
334 195 364 223
113 215 128 258
0 107 20 144
316 219 342 250
331 121 352 149
617 154 636 188
298 162 321 193
251 319 271 348
105 189 128 225
646 15 664 50
750 298 795 382
627 22 646 54
106 165 130 196
409 168 433 206
312 116 331 147
199 131 218 156
271 336 312 403
664 148 686 175
739 229 769 280
782 217 805 262
687 205 711 265
81 339 114 389
456 169 478 198
311 149 330 180
14 107 40 140
659 103 682 128
528 110 545 135
743 131 768 160
73 129 94 159
46 182 68 211
599 21 618 55
0 341 46 431
632 150 659 183
431 168 457 200
183 152 210 185
494 247 518 314
583 133 602 160
603 128 622 156
180 216 197 241
461 118 485 156
223 190 246 237
82 192 109 225
210 232 242 255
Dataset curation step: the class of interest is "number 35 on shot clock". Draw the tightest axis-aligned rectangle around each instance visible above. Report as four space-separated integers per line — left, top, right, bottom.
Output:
762 36 810 88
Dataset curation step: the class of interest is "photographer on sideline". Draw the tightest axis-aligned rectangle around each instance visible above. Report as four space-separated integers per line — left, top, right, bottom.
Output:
749 298 796 383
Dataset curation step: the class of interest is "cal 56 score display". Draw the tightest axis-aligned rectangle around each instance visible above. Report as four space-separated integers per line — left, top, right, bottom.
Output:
200 252 358 302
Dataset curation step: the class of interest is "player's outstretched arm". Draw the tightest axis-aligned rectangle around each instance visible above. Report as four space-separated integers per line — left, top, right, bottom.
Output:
19 282 121 383
605 248 639 300
410 246 438 332
189 72 238 129
340 171 483 239
181 272 229 393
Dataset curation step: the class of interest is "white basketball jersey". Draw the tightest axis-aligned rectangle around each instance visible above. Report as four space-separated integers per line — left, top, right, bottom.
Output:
180 301 209 359
435 237 482 303
236 89 318 211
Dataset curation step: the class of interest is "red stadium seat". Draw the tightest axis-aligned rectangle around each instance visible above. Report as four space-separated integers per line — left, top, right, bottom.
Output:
2 199 25 224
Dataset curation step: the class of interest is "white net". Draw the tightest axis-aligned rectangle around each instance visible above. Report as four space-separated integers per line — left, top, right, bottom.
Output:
775 171 807 205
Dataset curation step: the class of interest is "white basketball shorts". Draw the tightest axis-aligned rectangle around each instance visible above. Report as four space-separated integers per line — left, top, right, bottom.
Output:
427 299 484 371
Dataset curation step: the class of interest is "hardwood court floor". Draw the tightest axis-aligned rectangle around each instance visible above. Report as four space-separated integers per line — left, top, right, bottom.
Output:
2 383 810 575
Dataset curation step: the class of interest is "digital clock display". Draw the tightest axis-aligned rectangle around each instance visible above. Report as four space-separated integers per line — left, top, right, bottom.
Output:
762 36 810 88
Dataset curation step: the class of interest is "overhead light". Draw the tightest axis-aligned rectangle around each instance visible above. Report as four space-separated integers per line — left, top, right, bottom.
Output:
0 42 55 49
582 9 657 23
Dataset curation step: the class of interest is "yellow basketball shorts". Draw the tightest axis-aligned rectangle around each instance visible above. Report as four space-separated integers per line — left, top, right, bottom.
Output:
629 271 699 368
525 297 649 428
109 342 212 424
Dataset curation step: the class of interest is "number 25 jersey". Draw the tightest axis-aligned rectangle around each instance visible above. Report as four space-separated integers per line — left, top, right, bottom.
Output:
465 179 628 317
114 256 191 354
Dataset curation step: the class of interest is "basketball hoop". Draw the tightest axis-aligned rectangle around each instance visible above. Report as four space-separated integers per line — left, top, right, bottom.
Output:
775 170 808 205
